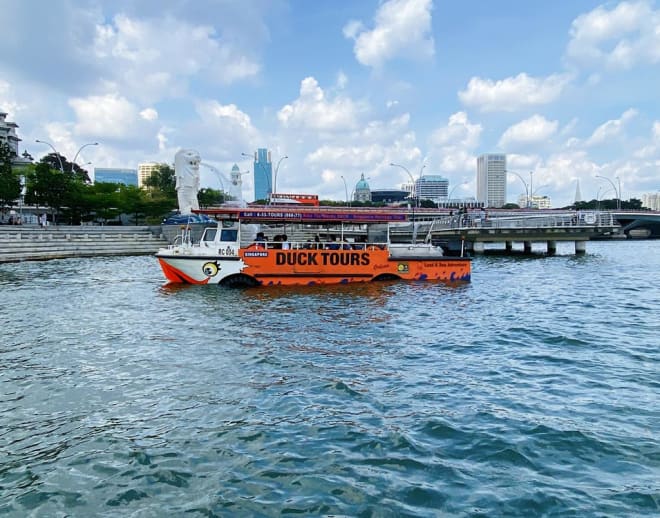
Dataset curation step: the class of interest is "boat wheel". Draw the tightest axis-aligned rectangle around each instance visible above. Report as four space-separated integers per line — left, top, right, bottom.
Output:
219 274 260 288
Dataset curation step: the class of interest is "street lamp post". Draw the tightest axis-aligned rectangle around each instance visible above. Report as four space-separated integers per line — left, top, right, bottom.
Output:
507 171 529 208
273 155 288 197
390 162 418 241
200 162 227 195
340 175 348 205
390 162 418 206
447 181 467 207
596 175 620 210
35 139 64 173
71 142 99 174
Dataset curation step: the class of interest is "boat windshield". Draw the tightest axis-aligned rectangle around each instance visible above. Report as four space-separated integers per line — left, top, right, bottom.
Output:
220 229 238 242
202 228 217 242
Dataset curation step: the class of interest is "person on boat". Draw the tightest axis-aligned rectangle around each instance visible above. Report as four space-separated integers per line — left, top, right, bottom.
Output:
281 234 291 249
255 232 268 249
326 235 340 250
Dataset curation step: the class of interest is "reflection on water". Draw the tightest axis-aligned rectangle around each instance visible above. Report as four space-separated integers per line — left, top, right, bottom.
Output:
1 241 659 516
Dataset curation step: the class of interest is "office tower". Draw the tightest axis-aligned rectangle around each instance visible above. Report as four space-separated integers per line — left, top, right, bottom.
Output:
253 149 272 202
477 154 506 208
417 175 449 202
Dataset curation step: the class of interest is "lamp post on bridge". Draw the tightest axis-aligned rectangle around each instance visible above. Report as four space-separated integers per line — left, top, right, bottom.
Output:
447 181 468 207
273 155 288 198
339 175 348 205
390 162 419 242
596 175 620 210
507 170 529 208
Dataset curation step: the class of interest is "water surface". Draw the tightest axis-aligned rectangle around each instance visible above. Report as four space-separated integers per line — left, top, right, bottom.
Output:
1 241 658 516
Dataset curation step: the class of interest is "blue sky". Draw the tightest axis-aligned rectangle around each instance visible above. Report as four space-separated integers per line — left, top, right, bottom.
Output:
1 0 659 206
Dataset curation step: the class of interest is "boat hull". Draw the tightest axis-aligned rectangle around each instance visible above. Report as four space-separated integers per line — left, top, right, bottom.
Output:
156 247 471 286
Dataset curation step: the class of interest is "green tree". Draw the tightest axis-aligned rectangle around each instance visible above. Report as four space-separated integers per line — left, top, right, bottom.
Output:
25 161 80 223
40 152 91 183
144 163 176 198
198 187 225 208
117 185 148 225
0 141 22 211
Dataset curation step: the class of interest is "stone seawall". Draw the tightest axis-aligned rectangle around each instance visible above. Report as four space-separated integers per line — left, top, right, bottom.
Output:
0 225 169 263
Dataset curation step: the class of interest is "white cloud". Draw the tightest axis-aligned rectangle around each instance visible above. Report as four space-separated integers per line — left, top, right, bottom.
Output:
633 120 660 158
0 80 24 119
566 0 660 70
69 94 148 138
498 115 559 149
200 101 253 131
140 108 158 121
93 14 260 102
278 77 363 132
343 0 434 68
586 108 638 146
458 73 572 112
427 112 482 174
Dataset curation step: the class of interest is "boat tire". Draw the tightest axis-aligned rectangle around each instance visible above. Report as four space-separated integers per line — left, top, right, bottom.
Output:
371 273 401 282
219 273 260 288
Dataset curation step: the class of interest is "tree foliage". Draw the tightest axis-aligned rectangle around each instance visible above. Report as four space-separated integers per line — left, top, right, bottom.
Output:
40 152 91 183
0 141 22 210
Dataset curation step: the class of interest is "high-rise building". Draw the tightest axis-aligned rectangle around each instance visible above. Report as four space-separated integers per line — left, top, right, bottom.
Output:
138 162 160 188
477 154 506 208
417 175 449 202
94 167 138 186
518 194 552 209
252 148 272 202
0 111 32 167
0 111 20 158
642 193 660 210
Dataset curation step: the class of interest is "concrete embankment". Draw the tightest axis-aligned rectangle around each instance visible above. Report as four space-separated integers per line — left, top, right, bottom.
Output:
0 225 168 263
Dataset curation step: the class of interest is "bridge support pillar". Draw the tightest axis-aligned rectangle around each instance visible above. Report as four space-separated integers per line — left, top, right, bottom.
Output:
547 241 557 255
505 241 513 253
575 240 586 255
523 241 532 254
473 241 485 254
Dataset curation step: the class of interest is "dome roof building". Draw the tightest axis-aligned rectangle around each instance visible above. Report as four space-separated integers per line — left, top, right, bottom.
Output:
354 173 371 202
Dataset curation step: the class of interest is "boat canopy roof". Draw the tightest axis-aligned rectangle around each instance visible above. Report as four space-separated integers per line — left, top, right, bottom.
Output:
194 205 410 224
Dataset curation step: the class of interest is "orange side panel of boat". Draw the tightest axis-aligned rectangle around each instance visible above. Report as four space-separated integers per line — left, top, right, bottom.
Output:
239 248 470 286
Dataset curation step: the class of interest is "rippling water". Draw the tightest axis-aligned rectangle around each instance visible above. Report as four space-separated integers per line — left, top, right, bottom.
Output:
1 241 658 516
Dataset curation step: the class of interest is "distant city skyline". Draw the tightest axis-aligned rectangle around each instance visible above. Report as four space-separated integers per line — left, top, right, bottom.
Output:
1 1 658 206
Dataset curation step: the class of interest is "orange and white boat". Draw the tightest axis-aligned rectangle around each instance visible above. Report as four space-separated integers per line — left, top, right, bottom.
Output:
156 206 471 286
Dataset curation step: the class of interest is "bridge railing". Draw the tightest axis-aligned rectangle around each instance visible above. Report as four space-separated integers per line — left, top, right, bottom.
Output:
421 211 616 231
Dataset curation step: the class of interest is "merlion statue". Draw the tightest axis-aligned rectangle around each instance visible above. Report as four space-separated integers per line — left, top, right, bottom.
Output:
174 149 201 214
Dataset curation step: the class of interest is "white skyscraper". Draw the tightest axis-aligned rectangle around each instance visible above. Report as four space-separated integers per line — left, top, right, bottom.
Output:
477 154 506 208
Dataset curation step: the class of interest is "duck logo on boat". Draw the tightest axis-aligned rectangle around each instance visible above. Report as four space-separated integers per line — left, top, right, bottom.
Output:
202 261 220 277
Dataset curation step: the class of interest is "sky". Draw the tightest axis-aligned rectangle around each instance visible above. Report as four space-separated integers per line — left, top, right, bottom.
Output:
1 0 659 207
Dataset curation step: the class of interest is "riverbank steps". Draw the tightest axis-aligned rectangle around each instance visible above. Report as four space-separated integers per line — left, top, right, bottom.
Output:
0 225 168 263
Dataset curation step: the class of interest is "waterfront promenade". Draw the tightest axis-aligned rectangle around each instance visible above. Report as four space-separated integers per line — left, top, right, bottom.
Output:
0 225 168 263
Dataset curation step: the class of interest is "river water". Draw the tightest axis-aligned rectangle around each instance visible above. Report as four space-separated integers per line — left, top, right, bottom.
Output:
1 241 658 516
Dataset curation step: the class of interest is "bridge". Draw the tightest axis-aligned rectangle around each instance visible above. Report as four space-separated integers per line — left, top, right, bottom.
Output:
395 210 621 255
611 210 660 238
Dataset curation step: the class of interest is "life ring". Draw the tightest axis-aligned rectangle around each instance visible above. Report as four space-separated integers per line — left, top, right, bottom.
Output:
584 213 596 224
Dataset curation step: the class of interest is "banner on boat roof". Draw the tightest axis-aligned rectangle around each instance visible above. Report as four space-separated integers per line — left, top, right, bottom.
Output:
237 210 407 222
